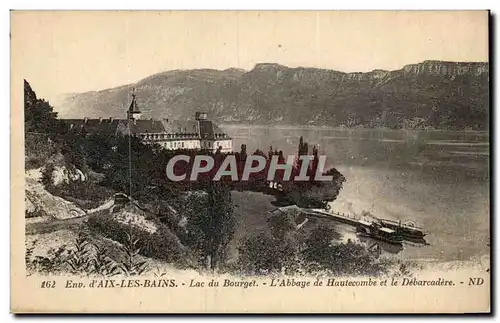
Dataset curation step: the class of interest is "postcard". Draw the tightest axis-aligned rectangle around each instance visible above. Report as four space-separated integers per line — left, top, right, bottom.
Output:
11 10 490 313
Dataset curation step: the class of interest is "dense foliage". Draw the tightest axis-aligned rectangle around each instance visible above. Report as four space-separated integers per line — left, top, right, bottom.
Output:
25 80 393 277
237 213 390 276
24 80 64 133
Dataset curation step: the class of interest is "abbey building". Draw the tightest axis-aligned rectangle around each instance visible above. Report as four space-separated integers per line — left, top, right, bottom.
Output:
62 93 233 153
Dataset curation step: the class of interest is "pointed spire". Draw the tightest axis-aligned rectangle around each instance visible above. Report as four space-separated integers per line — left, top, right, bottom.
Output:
128 88 141 113
127 88 142 120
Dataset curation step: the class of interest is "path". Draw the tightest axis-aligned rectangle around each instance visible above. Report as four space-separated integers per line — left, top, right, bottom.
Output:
25 199 115 235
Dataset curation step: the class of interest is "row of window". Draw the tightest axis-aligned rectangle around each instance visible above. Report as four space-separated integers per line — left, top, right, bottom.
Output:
202 140 232 149
162 141 200 149
137 133 231 140
136 138 233 150
139 133 199 140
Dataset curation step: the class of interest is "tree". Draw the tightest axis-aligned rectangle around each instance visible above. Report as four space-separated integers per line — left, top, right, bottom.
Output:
297 136 309 156
267 211 296 241
302 226 339 264
24 80 62 133
238 232 300 275
237 234 280 274
205 180 236 270
301 226 387 276
240 144 247 161
181 180 236 271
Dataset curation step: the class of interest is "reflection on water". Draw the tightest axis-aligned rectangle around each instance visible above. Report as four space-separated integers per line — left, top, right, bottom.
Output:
222 125 490 262
222 126 489 178
358 235 405 255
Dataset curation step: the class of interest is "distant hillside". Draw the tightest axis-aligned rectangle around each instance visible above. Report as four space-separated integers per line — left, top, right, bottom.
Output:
56 61 489 130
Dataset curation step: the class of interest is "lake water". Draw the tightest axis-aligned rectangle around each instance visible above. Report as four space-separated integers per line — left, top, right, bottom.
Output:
221 125 490 262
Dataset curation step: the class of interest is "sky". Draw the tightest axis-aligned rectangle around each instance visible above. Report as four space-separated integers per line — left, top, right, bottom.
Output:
11 10 489 102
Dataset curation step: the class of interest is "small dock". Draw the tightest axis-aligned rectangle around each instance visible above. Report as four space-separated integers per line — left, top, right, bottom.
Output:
269 205 367 228
302 208 370 228
270 205 428 245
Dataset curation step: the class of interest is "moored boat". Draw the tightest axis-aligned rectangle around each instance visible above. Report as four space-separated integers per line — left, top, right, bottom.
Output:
374 217 427 239
356 221 404 245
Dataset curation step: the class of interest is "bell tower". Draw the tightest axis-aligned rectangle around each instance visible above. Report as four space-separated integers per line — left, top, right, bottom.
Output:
127 89 142 120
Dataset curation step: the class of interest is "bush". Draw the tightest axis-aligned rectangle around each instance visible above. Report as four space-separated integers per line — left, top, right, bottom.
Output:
237 225 391 277
42 167 114 209
25 133 58 170
91 243 120 277
301 227 389 276
117 232 148 276
25 239 69 275
65 229 93 274
237 233 300 275
86 212 185 264
25 208 47 219
267 212 297 241
237 234 281 274
26 226 151 277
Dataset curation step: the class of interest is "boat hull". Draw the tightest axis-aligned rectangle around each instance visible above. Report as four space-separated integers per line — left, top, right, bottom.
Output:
377 219 427 239
356 232 403 246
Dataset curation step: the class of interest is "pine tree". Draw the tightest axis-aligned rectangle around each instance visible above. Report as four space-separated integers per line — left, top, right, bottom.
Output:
240 144 247 161
298 136 304 155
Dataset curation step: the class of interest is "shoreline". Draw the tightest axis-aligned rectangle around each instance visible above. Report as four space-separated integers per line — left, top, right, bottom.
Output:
219 123 489 134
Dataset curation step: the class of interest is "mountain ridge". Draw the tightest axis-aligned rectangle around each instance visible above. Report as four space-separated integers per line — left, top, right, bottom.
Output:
55 60 489 130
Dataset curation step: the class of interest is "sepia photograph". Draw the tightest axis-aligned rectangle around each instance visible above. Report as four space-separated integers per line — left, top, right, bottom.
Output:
10 10 490 313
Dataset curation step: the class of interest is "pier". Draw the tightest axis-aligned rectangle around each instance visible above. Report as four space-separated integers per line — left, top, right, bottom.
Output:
303 208 369 228
271 205 370 229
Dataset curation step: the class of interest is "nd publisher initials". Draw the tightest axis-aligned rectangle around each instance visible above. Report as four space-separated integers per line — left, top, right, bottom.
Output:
468 277 485 286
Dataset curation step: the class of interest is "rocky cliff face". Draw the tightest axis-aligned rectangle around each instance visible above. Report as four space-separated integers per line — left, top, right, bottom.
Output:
401 60 488 77
55 60 489 130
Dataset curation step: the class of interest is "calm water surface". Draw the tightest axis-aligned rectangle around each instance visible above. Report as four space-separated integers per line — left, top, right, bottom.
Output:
221 125 490 262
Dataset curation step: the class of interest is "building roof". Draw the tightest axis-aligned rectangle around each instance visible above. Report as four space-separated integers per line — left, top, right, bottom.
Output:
62 116 230 139
124 119 167 134
63 118 122 135
163 120 200 134
198 120 227 139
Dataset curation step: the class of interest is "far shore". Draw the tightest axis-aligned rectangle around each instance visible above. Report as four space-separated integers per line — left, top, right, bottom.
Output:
219 123 489 134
